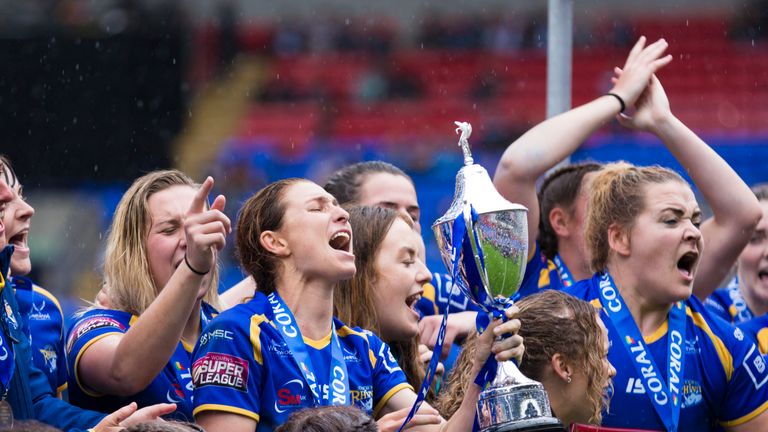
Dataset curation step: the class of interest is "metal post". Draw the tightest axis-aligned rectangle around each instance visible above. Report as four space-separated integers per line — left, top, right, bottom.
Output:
547 0 573 119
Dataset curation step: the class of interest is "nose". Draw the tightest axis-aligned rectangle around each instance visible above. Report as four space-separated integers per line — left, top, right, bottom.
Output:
334 204 349 223
684 220 702 242
608 362 617 379
17 196 35 220
0 180 11 204
416 258 432 285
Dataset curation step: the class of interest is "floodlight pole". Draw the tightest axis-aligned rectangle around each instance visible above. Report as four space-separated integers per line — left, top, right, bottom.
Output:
547 0 573 165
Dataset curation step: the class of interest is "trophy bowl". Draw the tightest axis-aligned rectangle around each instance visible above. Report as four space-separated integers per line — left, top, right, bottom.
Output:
431 122 563 432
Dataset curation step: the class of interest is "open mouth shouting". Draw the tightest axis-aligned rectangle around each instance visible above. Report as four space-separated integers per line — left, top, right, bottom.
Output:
676 250 699 282
329 230 352 255
405 290 423 320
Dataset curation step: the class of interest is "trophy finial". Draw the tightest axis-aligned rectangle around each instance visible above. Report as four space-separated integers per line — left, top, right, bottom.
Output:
454 121 473 166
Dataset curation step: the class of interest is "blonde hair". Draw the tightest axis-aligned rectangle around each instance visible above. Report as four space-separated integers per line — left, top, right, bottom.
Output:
103 170 221 315
586 162 687 272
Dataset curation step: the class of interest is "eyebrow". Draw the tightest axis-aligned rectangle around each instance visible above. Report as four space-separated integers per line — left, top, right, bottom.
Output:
661 207 701 219
306 195 337 206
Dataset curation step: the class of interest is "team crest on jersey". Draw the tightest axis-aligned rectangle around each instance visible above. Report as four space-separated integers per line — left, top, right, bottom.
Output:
274 379 308 413
192 352 248 391
4 300 17 330
30 300 51 321
39 345 58 373
681 380 703 409
351 385 373 411
67 315 126 353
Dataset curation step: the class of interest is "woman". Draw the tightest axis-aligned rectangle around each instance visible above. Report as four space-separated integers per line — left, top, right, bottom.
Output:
436 290 615 429
1 156 67 397
66 170 231 420
334 206 439 399
0 158 176 430
191 178 524 432
494 37 759 302
564 162 768 430
705 184 768 353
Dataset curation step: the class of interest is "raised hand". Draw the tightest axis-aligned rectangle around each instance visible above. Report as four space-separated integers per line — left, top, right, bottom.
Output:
609 36 672 109
184 176 231 276
474 306 524 364
615 74 673 133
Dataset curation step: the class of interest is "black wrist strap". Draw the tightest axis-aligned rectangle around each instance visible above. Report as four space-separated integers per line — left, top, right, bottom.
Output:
606 92 626 113
184 253 210 276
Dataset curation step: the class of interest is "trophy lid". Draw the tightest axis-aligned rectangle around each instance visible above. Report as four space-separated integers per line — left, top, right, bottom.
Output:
433 122 527 228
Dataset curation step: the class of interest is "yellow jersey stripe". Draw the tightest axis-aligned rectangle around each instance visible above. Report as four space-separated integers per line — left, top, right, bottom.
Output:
32 286 64 319
720 398 768 427
687 308 733 381
250 314 268 366
373 383 413 418
193 404 260 422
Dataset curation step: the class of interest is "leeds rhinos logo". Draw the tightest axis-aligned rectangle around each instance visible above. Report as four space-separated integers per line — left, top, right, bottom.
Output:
351 385 373 412
39 345 57 373
625 378 704 409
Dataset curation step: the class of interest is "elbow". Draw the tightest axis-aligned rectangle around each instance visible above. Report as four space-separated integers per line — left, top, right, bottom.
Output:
735 195 763 234
107 365 152 396
493 157 527 187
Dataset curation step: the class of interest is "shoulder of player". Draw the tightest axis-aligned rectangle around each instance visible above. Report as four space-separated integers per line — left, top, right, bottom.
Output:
561 277 592 300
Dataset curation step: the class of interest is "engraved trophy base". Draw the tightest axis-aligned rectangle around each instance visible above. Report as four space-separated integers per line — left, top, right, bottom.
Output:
477 362 564 432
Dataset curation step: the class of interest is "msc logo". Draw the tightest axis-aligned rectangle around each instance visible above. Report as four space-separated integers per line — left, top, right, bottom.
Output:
351 385 373 412
198 329 233 346
275 379 307 413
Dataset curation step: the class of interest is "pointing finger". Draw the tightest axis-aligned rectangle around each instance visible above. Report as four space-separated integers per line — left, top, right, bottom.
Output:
188 176 214 215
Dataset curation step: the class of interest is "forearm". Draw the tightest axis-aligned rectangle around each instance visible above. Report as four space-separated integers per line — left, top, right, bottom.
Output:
107 266 202 392
440 365 482 432
653 115 761 296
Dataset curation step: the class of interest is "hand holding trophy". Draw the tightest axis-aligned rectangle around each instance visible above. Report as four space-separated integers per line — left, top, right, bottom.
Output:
432 122 562 431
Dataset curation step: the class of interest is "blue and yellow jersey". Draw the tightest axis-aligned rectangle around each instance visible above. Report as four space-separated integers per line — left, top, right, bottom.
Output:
191 293 411 431
705 277 755 324
415 272 480 317
738 315 768 357
565 276 768 430
516 242 572 300
12 276 67 397
65 303 217 420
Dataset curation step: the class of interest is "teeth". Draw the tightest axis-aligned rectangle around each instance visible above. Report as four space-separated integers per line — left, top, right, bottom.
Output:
331 232 349 241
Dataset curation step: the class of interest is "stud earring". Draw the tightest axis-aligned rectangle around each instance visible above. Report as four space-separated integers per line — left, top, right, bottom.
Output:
566 376 572 384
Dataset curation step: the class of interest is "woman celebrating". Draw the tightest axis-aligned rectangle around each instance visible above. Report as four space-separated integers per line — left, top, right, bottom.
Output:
1 156 67 397
436 290 615 429
705 184 768 352
191 178 524 432
66 170 231 419
333 206 438 398
564 162 768 430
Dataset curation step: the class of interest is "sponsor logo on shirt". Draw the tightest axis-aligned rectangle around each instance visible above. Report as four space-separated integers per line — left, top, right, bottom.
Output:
30 300 51 321
192 352 248 391
351 385 373 412
743 345 768 389
39 345 57 373
275 379 307 413
734 328 744 341
266 340 292 357
198 329 233 346
67 315 126 353
343 346 360 363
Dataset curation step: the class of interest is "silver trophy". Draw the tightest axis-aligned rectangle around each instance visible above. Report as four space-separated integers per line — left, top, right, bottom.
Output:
432 122 562 431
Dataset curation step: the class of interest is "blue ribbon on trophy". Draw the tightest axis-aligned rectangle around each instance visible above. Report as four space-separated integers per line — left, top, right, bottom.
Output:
431 122 563 432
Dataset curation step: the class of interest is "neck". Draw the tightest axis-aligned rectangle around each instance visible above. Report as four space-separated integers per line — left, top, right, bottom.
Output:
738 272 768 316
183 300 202 344
541 375 575 429
276 273 335 340
608 263 672 336
556 242 591 281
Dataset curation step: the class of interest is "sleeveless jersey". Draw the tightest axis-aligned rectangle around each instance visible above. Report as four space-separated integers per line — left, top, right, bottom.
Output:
12 277 67 396
704 277 755 324
191 293 411 431
66 303 217 420
565 275 768 430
